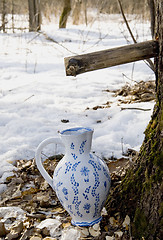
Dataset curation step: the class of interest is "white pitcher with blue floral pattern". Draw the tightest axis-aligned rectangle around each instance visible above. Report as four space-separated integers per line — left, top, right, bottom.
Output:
35 127 111 226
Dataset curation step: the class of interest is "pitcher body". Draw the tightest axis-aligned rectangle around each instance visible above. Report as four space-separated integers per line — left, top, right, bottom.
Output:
35 127 111 226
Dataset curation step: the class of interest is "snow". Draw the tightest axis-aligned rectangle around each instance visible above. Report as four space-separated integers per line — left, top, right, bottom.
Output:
0 13 155 193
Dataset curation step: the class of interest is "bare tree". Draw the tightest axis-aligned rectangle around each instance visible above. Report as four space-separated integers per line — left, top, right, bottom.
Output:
28 0 41 32
148 0 155 38
106 1 163 238
72 0 82 25
59 0 71 28
2 0 7 32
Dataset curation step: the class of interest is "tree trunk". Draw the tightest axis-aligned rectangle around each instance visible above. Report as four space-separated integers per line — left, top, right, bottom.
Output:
148 0 155 38
59 0 71 29
105 0 163 239
72 0 82 25
28 0 41 32
2 0 6 32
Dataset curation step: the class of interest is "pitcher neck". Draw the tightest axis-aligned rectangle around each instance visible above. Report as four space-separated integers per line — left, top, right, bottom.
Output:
60 127 93 157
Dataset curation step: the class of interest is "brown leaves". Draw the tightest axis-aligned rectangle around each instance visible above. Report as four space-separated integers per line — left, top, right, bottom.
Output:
0 156 134 239
114 80 155 104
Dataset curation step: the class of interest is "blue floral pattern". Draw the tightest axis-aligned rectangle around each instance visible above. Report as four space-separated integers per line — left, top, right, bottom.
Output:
71 153 78 160
71 143 75 149
88 159 101 218
62 187 68 201
53 130 111 227
83 203 91 213
79 140 87 154
80 166 90 176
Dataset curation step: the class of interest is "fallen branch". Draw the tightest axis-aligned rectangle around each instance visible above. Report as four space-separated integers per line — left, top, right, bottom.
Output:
121 107 151 111
64 40 158 76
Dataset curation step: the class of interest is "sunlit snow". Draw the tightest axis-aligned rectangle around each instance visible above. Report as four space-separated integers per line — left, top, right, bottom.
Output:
0 13 155 193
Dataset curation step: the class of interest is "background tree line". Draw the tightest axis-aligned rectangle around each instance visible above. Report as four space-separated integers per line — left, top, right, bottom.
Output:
0 0 151 32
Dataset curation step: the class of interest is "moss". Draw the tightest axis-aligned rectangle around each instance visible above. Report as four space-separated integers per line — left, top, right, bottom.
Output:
132 208 148 238
132 207 155 239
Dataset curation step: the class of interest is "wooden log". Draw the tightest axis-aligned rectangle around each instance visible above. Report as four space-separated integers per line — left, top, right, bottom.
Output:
64 40 158 76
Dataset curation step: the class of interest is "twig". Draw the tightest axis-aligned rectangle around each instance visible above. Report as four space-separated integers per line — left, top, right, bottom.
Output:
41 31 77 54
117 0 155 72
122 73 139 84
27 32 42 43
24 95 34 102
121 107 151 111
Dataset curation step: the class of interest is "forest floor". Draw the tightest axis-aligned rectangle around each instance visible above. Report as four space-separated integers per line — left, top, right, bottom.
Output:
0 155 134 240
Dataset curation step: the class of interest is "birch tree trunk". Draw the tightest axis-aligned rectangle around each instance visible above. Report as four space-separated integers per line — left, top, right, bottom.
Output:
106 0 163 239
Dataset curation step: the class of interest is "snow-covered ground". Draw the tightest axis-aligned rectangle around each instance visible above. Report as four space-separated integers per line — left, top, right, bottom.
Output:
0 13 155 193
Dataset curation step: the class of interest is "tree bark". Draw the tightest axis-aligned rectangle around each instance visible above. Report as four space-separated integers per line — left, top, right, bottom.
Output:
106 0 163 239
72 0 82 25
59 0 71 29
2 0 6 32
148 0 155 38
28 0 41 32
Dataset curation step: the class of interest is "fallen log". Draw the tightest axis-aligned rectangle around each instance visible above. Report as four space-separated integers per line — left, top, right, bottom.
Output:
64 40 158 76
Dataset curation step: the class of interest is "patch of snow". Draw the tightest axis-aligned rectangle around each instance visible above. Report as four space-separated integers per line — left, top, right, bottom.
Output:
0 13 155 190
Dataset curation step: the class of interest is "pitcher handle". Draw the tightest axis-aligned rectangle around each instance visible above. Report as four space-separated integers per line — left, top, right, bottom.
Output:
35 137 63 189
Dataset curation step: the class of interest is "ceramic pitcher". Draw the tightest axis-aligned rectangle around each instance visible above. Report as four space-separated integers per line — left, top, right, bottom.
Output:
35 127 111 226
